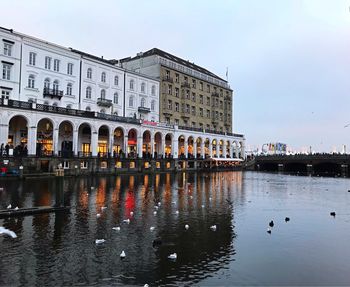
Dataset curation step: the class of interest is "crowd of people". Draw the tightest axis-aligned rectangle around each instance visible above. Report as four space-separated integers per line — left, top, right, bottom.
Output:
0 143 28 157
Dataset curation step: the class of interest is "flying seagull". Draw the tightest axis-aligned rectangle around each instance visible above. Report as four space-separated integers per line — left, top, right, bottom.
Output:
344 123 350 128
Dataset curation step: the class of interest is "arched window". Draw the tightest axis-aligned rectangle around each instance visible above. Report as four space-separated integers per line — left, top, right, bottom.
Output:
151 100 155 111
100 89 106 99
113 111 118 116
66 83 72 95
66 104 72 109
130 79 134 90
53 80 59 92
114 75 119 86
151 85 156 96
141 97 146 107
114 92 118 104
86 86 92 99
86 106 91 111
101 72 106 82
129 96 134 107
87 68 92 79
141 82 146 93
53 102 58 107
28 74 35 88
100 109 106 114
44 78 50 90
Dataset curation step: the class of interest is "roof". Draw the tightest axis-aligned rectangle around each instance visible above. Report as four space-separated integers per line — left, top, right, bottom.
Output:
121 48 227 82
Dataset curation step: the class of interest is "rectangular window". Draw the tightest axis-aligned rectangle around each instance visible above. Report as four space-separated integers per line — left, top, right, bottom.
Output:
81 161 88 169
186 90 190 99
192 79 196 88
168 84 172 95
199 123 203 129
175 119 179 126
199 95 203 104
175 87 179 97
206 110 210 118
191 92 196 101
207 84 210 93
200 82 203 90
45 56 51 70
2 64 11 80
29 52 36 66
191 106 196 116
1 90 10 99
175 73 179 83
199 108 203 116
3 43 12 56
67 63 73 75
192 122 196 127
207 97 210 105
63 161 70 169
166 70 170 79
175 102 179 112
167 100 172 110
186 104 190 113
54 59 60 72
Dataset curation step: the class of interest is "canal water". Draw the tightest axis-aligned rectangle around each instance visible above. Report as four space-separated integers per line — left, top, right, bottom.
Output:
0 171 350 286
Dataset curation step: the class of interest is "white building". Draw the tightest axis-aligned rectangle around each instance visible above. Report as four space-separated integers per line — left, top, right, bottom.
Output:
0 26 244 160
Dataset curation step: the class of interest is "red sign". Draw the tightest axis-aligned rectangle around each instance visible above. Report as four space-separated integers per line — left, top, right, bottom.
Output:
142 120 158 127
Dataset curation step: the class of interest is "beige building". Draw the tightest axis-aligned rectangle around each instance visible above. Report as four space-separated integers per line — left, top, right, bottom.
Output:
120 48 233 133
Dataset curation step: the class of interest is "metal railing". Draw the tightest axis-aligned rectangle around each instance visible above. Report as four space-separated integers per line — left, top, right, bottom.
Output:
43 88 63 99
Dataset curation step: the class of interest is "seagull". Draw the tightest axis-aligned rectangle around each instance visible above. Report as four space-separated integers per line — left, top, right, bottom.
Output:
120 250 126 258
112 227 121 231
168 253 177 260
90 186 95 190
269 220 274 227
150 226 155 231
201 205 205 208
130 211 134 216
7 204 11 209
175 210 179 214
0 227 17 238
185 224 189 230
153 211 157 216
123 219 130 224
267 228 272 234
154 206 159 210
210 225 217 231
330 212 336 217
95 239 106 244
158 202 161 207
344 123 350 128
101 206 107 211
285 217 290 222
144 284 149 287
14 206 19 210
96 213 101 218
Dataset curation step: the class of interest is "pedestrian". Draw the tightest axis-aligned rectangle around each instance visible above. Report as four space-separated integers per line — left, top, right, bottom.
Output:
5 143 9 156
0 143 3 157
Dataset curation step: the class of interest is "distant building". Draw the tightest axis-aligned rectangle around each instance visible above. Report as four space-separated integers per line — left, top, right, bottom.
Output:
120 48 234 133
262 143 287 155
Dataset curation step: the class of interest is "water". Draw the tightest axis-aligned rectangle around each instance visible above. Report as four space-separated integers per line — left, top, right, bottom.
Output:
0 171 350 286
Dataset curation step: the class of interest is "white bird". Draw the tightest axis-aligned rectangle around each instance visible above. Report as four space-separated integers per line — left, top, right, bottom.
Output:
210 225 217 231
101 206 107 211
112 227 121 231
96 213 101 218
201 205 205 208
209 197 212 201
158 202 161 206
150 226 155 231
0 227 17 238
130 211 134 216
14 206 19 210
153 211 157 216
154 206 159 210
120 250 126 258
123 219 130 224
175 210 179 214
185 224 189 230
95 239 106 244
90 186 94 190
144 284 149 287
7 204 11 209
168 253 177 260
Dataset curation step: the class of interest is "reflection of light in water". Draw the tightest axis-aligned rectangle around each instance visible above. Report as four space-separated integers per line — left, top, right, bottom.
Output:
111 176 121 205
125 190 135 218
95 178 106 212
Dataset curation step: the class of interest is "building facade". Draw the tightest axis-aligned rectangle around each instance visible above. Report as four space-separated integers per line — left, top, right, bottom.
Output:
0 27 244 164
121 48 234 133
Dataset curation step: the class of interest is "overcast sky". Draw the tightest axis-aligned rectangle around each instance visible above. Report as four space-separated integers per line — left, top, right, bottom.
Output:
2 0 350 152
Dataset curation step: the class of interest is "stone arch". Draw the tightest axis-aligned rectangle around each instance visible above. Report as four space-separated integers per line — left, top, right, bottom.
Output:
178 134 186 158
154 132 162 158
204 138 210 158
113 126 125 157
196 137 203 158
226 140 231 158
165 133 173 158
8 115 29 156
142 130 152 159
58 120 74 157
98 125 110 157
187 136 194 158
78 122 92 156
127 128 138 158
212 138 218 157
36 118 55 156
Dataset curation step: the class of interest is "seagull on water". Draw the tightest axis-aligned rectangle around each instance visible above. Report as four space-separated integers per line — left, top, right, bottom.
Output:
130 211 134 216
168 253 177 260
101 206 107 211
120 250 126 258
123 219 130 224
153 211 157 216
267 228 272 234
96 213 101 218
210 225 217 231
0 227 17 238
7 204 11 209
185 224 189 230
150 226 155 231
95 239 106 244
112 227 121 231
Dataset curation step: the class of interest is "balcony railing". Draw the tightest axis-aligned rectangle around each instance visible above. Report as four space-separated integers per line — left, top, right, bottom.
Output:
43 88 63 100
162 76 173 83
138 106 151 113
211 92 220 97
97 97 113 107
181 82 191 89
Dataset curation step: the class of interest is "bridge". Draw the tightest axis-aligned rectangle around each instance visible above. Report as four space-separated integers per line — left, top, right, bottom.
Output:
247 154 350 177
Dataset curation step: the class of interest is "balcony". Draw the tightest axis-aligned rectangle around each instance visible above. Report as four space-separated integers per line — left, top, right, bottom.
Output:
43 88 63 100
162 76 173 83
138 106 151 113
97 97 113 107
211 92 220 97
181 82 191 89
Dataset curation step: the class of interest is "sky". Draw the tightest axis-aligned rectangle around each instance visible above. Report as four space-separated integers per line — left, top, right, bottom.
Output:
2 0 350 153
